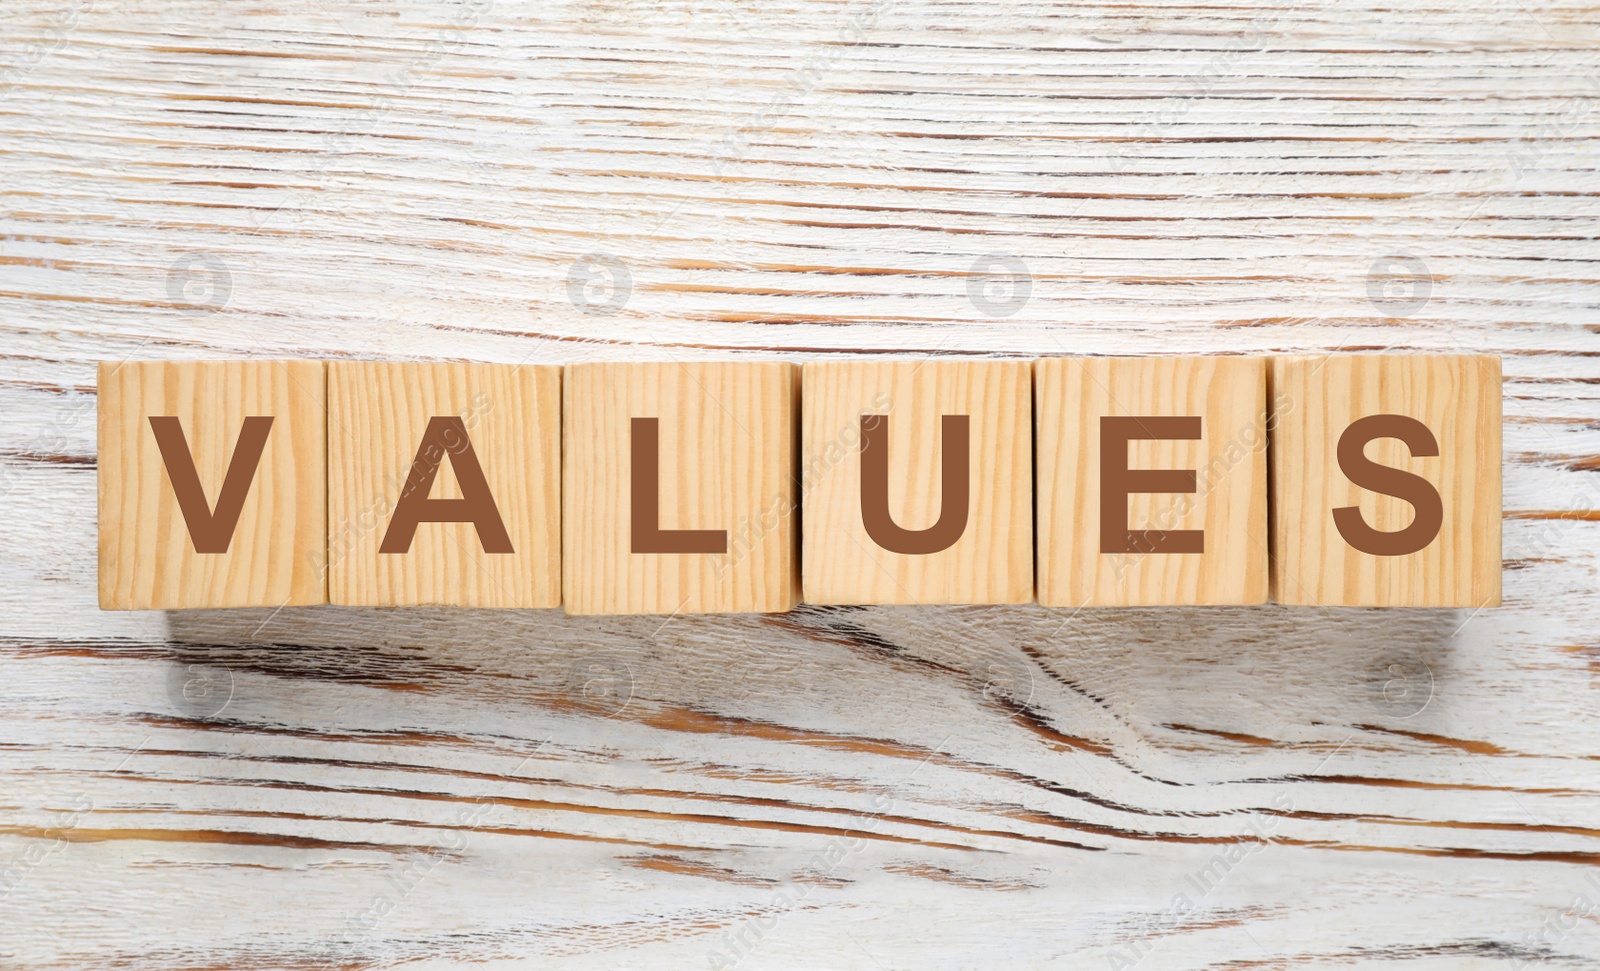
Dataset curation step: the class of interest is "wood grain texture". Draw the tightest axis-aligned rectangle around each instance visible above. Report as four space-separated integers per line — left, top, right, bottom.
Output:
97 360 326 609
327 362 562 608
802 360 1032 605
1269 354 1502 607
1036 356 1268 606
563 362 798 614
4 0 1600 967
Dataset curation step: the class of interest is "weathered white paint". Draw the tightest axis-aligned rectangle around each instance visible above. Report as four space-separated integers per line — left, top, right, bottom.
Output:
2 0 1599 967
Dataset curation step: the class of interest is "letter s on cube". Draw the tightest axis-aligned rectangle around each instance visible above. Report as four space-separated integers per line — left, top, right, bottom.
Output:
1268 354 1501 607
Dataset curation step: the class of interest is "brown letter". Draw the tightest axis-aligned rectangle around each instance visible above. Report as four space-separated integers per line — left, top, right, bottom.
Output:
149 416 273 554
860 414 970 555
379 416 514 554
630 417 726 554
1100 416 1204 554
1332 414 1443 556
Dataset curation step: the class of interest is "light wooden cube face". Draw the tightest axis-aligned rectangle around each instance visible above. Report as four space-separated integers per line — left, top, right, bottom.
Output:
801 360 1033 605
563 362 799 615
98 360 327 609
1269 355 1502 607
326 363 561 608
1035 357 1269 607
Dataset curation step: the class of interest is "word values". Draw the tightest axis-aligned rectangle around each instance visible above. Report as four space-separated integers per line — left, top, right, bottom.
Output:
97 355 1502 613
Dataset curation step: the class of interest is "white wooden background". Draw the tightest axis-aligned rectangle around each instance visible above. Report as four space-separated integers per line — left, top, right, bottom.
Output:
3 1 1599 967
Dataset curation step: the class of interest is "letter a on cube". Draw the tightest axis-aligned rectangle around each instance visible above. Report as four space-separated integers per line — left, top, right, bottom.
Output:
563 362 798 614
1269 354 1501 607
1035 356 1268 606
98 360 327 609
802 360 1033 605
327 362 561 607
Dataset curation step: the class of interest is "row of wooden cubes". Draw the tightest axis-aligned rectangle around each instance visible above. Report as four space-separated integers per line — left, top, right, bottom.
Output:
98 356 1502 612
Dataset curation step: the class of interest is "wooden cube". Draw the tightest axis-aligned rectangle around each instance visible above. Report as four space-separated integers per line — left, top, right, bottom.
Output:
98 360 327 609
563 362 798 614
1269 354 1501 607
1034 356 1268 607
327 362 561 607
802 360 1032 605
